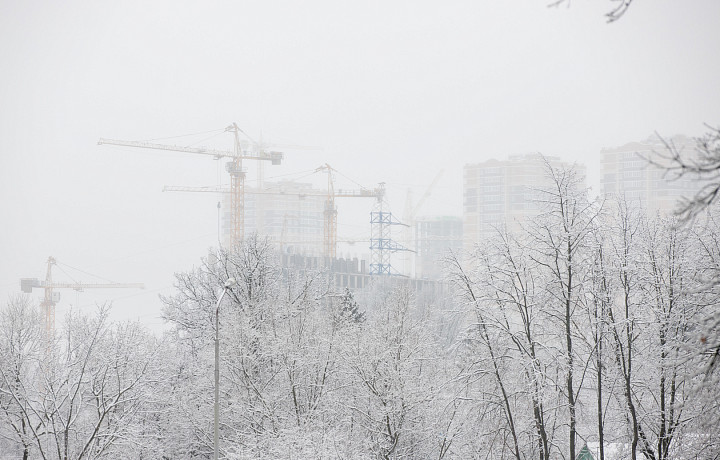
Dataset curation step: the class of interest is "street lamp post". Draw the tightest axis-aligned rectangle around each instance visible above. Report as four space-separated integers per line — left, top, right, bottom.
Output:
214 277 236 460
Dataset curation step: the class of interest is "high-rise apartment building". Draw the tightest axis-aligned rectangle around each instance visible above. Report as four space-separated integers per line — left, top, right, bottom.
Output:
463 153 584 250
600 135 701 214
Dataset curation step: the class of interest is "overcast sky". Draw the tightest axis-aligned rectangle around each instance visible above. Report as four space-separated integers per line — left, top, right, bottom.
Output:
1 0 719 330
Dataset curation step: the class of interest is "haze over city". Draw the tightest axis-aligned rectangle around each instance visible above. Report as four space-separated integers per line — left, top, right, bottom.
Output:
2 2 720 459
2 0 718 328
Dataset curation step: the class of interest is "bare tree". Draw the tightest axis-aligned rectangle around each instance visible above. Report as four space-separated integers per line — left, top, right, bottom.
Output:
0 302 159 460
692 207 720 382
528 162 601 460
343 286 447 460
0 295 40 460
604 199 650 460
447 251 524 460
548 0 634 23
162 237 379 458
469 231 557 460
593 197 720 460
587 237 611 460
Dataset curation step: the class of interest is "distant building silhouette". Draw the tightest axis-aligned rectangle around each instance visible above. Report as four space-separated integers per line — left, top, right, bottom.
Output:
600 134 701 215
463 153 585 250
414 216 463 279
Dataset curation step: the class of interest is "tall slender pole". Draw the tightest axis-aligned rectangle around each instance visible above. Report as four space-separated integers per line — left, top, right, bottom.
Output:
214 282 232 460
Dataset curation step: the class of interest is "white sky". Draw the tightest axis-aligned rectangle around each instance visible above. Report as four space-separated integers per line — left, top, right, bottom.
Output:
1 0 719 330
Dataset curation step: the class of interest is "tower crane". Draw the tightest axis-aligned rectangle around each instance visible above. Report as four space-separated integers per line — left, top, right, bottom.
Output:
402 169 444 275
405 169 445 226
20 256 144 339
98 123 283 245
164 164 384 259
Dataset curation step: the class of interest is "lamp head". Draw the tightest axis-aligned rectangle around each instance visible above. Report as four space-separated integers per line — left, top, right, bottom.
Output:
224 278 237 289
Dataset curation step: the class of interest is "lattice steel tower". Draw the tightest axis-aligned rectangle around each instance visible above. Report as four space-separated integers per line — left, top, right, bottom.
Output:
369 183 412 275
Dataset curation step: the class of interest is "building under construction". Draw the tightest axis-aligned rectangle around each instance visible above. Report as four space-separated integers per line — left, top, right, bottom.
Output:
99 124 422 281
221 180 327 255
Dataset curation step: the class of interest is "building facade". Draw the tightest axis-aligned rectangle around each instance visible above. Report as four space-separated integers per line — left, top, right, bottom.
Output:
463 153 585 250
600 135 701 215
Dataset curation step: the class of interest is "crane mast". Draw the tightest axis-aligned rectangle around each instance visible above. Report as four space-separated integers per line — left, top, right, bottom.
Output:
42 257 55 335
315 164 384 259
322 164 337 260
229 124 245 243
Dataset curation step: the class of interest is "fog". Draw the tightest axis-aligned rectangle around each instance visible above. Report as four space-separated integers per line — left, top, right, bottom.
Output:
1 0 719 330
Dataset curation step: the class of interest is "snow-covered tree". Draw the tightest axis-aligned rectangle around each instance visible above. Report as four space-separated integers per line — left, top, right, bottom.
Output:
0 301 160 460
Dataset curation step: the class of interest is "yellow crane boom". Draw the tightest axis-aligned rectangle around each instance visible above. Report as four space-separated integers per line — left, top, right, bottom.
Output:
97 138 282 163
99 123 283 244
